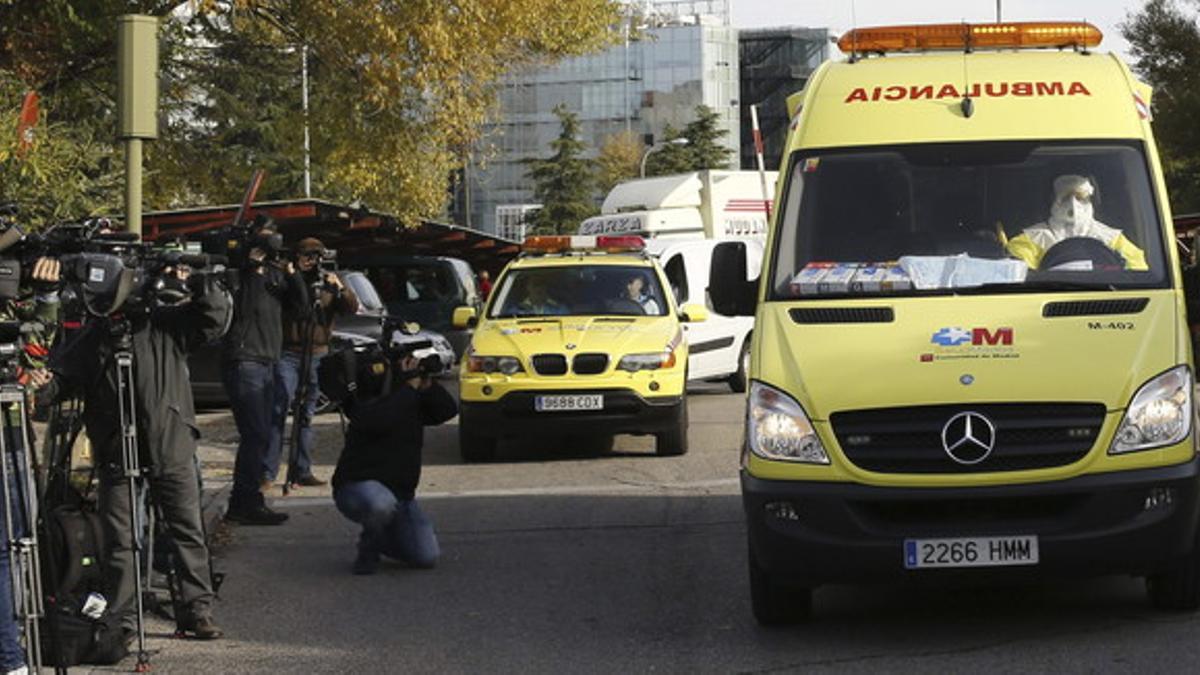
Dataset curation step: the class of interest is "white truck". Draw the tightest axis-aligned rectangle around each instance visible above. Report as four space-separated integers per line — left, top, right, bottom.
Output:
579 170 774 391
579 170 776 240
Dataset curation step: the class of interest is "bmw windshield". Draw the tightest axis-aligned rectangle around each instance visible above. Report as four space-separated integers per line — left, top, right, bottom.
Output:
768 141 1170 299
490 265 667 318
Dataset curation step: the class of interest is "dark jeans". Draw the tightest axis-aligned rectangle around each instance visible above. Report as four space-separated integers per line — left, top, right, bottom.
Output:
333 480 438 568
223 359 275 510
266 351 322 481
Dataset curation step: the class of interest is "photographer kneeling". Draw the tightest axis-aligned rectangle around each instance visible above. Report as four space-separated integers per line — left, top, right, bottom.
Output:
330 334 457 575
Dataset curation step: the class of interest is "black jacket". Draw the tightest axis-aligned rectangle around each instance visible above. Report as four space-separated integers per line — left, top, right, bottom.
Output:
332 381 458 499
45 277 232 474
222 265 306 363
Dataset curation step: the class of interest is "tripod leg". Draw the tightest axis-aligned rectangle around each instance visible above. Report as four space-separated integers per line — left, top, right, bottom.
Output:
116 352 150 671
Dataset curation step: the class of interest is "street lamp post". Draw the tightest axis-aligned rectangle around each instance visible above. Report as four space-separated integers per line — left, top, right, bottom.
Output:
640 137 689 178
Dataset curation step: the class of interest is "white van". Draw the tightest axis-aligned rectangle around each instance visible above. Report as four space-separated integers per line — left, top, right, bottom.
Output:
646 237 763 391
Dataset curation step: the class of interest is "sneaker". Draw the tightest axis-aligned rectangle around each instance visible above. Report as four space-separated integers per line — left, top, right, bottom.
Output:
292 474 327 488
224 504 289 526
352 549 380 575
181 615 224 640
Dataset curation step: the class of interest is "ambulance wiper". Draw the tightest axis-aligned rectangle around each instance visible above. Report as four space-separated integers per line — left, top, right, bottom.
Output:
958 280 1115 294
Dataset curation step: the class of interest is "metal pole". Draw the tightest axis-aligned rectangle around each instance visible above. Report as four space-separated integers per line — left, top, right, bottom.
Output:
996 1 1002 22
624 20 631 135
125 139 142 236
749 104 773 223
302 45 311 198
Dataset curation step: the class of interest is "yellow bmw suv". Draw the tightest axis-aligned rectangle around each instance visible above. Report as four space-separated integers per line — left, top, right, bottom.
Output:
453 235 707 462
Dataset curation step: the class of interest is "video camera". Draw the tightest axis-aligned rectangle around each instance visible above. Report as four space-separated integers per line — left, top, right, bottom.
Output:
0 211 225 316
198 213 285 270
316 319 443 407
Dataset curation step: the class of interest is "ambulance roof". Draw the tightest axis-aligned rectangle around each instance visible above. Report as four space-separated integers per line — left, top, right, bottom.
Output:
791 51 1149 150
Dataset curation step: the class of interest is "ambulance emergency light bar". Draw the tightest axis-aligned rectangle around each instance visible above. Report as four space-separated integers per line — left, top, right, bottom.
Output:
838 21 1102 55
522 235 646 254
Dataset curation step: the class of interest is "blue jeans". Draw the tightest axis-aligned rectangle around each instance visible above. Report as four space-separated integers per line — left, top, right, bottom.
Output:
223 360 275 509
266 351 322 481
333 481 439 568
1 428 28 670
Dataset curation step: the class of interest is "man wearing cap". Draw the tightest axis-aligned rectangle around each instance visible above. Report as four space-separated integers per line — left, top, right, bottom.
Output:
266 237 359 489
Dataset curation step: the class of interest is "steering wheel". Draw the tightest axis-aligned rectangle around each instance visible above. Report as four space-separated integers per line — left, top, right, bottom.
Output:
1039 237 1125 271
607 298 646 315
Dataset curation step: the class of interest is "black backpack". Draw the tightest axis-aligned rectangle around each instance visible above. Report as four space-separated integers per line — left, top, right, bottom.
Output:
40 503 127 667
43 503 106 599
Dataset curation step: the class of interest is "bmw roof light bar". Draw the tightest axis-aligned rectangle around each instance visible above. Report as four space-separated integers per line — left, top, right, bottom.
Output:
521 235 647 255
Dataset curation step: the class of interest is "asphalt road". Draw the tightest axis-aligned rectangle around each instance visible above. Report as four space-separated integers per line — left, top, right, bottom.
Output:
93 381 1200 673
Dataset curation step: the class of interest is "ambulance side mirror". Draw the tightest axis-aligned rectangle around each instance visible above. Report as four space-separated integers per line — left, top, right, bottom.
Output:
709 242 757 317
452 306 477 329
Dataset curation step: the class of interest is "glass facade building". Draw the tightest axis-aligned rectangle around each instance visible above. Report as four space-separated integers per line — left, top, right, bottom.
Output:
462 3 740 234
738 27 829 171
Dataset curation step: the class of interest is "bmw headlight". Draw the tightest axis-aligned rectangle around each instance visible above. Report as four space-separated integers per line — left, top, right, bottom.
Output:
466 354 525 375
617 351 676 372
748 381 829 464
1110 366 1193 454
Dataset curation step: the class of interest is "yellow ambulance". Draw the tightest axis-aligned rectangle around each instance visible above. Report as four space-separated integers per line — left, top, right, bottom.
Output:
454 235 705 462
708 22 1200 624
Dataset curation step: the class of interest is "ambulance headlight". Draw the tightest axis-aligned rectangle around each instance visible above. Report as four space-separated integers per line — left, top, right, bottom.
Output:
1111 366 1192 454
748 382 829 464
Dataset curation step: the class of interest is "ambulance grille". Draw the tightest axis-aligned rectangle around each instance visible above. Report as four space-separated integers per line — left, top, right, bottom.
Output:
831 403 1106 474
572 353 609 375
788 307 894 324
1042 298 1149 317
531 354 568 375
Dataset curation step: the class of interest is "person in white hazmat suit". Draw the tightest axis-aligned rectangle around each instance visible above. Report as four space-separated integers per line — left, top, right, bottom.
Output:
1005 174 1148 271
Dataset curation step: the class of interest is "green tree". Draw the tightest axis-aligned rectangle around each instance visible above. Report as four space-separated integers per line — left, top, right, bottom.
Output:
643 124 691 176
681 104 733 170
524 104 597 234
595 130 645 193
644 105 733 177
0 0 623 226
1122 0 1200 212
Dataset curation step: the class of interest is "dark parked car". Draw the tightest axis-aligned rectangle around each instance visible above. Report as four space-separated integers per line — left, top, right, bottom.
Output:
341 254 481 358
190 269 454 408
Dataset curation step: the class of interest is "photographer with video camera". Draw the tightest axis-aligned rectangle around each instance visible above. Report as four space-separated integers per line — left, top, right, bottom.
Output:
220 217 306 526
37 253 233 645
265 237 358 490
330 327 457 576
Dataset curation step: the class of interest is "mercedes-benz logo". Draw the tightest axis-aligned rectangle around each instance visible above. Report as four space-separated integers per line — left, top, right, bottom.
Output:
941 411 996 465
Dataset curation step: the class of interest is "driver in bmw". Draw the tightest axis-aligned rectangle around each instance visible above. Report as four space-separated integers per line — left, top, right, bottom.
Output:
1005 174 1148 271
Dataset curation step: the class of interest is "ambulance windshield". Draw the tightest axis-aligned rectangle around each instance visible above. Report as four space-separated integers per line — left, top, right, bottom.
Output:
490 265 667 318
769 141 1169 299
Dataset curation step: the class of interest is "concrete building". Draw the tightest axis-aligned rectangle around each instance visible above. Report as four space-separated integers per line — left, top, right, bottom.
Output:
457 0 740 234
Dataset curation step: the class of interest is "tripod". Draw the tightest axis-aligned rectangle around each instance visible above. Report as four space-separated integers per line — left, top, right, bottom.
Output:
112 331 151 672
281 281 323 496
0 379 46 672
